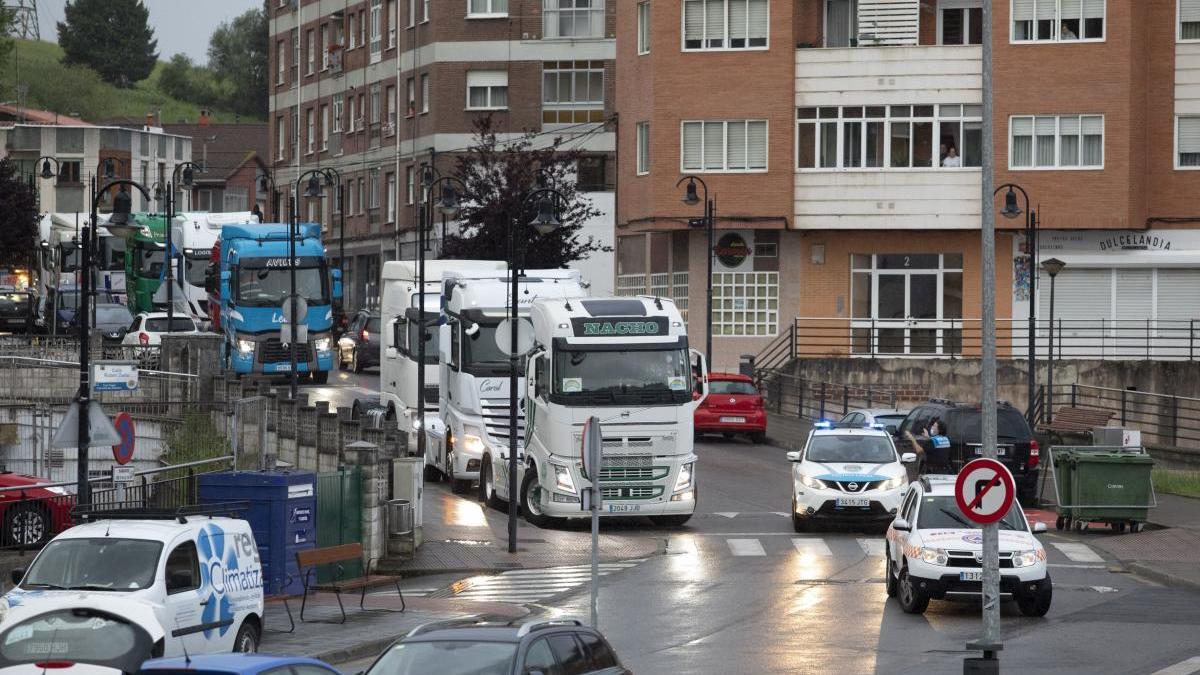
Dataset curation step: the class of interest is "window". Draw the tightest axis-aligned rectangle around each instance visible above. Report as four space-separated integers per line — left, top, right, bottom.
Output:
321 104 330 150
940 1 982 45
320 24 330 69
797 104 982 170
467 71 509 110
358 177 366 214
1182 0 1200 40
1009 114 1103 168
638 2 651 53
407 0 415 26
332 94 344 132
349 12 358 48
370 0 383 58
547 635 589 675
57 160 81 184
370 168 380 209
1011 0 1105 42
276 40 286 83
421 74 430 113
347 179 356 214
1178 116 1200 168
683 0 769 50
681 120 767 172
164 541 200 594
306 108 315 153
468 0 508 17
544 0 605 39
276 117 286 160
406 78 416 116
386 172 396 222
423 0 430 21
348 95 357 132
824 0 856 47
291 110 299 156
306 29 315 74
579 633 619 669
386 84 397 132
523 639 558 675
850 253 964 355
406 165 415 204
578 156 607 190
636 122 650 175
290 29 299 82
370 83 382 124
360 9 368 48
713 271 778 336
542 60 605 124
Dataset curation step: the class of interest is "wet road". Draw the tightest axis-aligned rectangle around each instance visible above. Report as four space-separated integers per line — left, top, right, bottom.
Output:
297 364 380 412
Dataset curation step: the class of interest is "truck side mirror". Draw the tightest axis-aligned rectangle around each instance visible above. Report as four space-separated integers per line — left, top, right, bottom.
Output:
331 267 343 299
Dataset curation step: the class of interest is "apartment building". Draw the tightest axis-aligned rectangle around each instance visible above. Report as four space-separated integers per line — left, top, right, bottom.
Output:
268 0 617 311
617 0 1200 369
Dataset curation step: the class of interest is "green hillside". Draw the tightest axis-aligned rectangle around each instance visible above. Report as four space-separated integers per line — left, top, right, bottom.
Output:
0 39 261 124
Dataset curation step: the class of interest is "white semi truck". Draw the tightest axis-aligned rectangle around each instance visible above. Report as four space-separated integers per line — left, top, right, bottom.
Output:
496 296 708 527
166 211 260 327
376 259 505 461
429 269 588 495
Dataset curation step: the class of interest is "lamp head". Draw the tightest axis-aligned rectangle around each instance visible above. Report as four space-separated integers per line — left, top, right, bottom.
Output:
323 170 336 187
422 166 436 190
305 174 322 198
530 195 561 235
153 184 163 201
1000 187 1022 220
682 178 700 206
259 174 270 192
181 165 195 187
109 185 133 226
1041 257 1066 278
40 159 55 180
437 183 460 216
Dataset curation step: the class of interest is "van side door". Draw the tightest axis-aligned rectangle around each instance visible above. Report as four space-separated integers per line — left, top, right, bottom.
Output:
161 538 208 656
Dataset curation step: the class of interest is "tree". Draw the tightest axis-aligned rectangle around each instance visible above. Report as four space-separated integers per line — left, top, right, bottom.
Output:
207 7 268 117
0 6 16 74
158 54 225 109
0 159 40 270
57 0 158 87
440 117 609 269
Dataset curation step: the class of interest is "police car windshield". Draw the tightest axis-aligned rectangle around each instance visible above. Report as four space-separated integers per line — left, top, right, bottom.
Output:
370 641 517 675
23 538 163 591
805 435 896 463
916 496 1026 531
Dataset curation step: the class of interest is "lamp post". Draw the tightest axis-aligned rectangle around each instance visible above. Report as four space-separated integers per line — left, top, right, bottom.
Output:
1040 258 1066 423
506 186 564 554
314 167 344 332
80 177 150 502
676 175 714 367
36 157 62 332
166 162 201 332
996 184 1039 425
289 171 327 400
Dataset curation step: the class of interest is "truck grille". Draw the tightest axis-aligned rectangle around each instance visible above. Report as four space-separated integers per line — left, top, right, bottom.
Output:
259 339 311 363
599 466 669 482
480 398 525 446
601 485 664 500
576 435 675 455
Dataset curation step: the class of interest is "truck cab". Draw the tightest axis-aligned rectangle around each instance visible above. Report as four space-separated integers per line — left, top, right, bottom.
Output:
166 212 259 329
512 296 708 527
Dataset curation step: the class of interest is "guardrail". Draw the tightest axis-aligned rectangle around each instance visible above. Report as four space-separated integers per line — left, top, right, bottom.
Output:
756 370 925 422
1047 384 1200 452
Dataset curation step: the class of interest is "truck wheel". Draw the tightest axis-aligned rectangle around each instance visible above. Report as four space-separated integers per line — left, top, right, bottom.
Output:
521 468 554 528
897 566 929 614
232 620 259 653
1016 576 1053 617
650 515 692 527
479 456 507 512
311 370 328 385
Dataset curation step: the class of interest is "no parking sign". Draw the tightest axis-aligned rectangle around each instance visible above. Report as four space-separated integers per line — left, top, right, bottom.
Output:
112 412 136 465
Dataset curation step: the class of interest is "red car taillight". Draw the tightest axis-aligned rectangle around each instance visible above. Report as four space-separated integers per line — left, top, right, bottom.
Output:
1028 440 1040 468
362 329 369 341
752 397 764 409
138 332 149 345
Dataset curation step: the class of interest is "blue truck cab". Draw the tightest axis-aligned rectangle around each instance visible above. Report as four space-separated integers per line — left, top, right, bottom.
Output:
211 223 342 383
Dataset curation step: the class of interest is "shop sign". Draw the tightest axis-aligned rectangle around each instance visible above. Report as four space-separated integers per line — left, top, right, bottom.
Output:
714 233 751 268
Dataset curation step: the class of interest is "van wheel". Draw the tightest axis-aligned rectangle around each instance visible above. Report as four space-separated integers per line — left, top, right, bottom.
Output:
5 503 50 548
521 468 554 528
233 621 259 653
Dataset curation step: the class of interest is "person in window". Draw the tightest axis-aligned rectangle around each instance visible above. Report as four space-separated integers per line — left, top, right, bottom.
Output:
939 143 948 165
1061 23 1078 40
942 146 962 167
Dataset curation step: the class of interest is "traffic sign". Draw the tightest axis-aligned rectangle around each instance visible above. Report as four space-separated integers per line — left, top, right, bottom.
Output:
112 412 136 465
955 458 1016 525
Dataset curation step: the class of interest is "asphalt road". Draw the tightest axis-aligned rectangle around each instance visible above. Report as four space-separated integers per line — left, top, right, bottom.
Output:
298 363 381 411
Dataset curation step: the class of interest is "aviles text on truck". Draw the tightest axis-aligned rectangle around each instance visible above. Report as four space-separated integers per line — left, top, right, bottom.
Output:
207 223 342 382
429 269 588 495
510 297 709 527
376 260 505 448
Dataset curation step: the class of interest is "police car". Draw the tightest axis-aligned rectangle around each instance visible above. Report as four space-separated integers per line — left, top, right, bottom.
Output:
787 423 916 532
884 476 1053 616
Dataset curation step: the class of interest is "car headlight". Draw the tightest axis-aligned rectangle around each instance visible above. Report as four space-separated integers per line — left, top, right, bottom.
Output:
919 547 949 566
313 337 331 352
236 339 255 355
674 462 694 492
881 475 907 490
1012 550 1039 568
798 473 826 490
552 463 577 494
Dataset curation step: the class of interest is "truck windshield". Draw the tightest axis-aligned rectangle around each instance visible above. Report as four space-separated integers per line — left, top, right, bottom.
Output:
135 247 164 277
236 264 330 307
463 322 523 376
553 346 692 405
184 254 209 287
22 538 163 591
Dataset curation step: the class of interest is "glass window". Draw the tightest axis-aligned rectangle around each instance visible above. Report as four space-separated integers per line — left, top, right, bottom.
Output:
542 60 605 125
1179 116 1200 167
805 435 896 462
467 71 508 110
543 0 604 39
23 538 163 591
709 380 758 395
164 541 200 593
825 0 857 47
579 632 618 669
1012 0 1104 42
0 610 144 670
469 0 508 15
371 641 518 673
800 105 976 170
683 0 768 50
941 5 982 45
918 495 1027 530
637 2 651 54
636 122 650 175
1183 0 1200 39
712 271 778 336
1010 114 1103 169
681 120 767 172
553 347 693 405
548 635 588 675
523 639 558 675
236 264 330 307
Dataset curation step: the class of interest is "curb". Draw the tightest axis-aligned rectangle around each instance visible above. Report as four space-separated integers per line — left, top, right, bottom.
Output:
1125 561 1200 592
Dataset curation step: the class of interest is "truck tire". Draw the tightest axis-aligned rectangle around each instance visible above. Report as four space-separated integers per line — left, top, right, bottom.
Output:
521 468 554 528
312 370 328 385
479 456 507 512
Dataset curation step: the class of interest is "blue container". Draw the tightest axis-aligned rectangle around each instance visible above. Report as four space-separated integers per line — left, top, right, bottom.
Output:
198 471 317 597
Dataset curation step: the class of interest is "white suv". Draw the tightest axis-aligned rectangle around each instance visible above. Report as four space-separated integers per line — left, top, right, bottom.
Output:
884 475 1053 616
787 424 915 532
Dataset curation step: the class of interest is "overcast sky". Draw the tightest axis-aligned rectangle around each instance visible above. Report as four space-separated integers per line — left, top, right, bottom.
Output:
38 0 261 64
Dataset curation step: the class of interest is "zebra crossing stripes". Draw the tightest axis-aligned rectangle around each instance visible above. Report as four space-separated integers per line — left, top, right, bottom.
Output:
1051 542 1106 563
430 560 643 604
727 539 767 556
792 538 833 557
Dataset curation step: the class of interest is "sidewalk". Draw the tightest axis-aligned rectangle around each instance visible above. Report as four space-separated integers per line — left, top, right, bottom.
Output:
1087 492 1200 591
380 485 661 576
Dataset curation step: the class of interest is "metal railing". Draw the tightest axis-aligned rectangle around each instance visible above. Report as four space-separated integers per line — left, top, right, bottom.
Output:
756 370 923 422
1044 384 1200 451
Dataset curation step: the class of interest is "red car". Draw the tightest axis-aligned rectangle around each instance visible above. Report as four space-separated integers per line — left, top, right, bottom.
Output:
694 372 768 443
0 472 75 548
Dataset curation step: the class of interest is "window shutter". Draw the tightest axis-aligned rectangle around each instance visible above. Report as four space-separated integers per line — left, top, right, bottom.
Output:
729 0 748 42
1059 116 1080 136
684 0 704 43
1036 0 1056 20
1012 0 1036 21
1012 117 1033 136
727 121 747 169
704 121 724 169
748 0 769 41
1083 0 1104 19
1081 115 1103 135
747 121 767 169
1035 116 1056 135
682 122 703 170
1157 270 1200 321
857 0 919 46
705 0 725 45
1061 0 1081 18
1183 0 1200 22
1180 117 1200 153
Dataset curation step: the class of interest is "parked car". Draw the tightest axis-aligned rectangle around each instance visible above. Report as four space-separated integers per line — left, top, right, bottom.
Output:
0 471 74 548
839 408 911 433
895 399 1041 504
693 372 767 443
337 309 381 373
366 619 630 675
140 654 341 675
95 303 135 343
0 288 36 333
121 312 200 346
0 598 164 674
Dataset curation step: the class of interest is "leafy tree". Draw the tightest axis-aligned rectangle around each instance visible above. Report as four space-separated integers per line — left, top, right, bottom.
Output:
207 7 268 117
0 159 39 269
441 116 609 269
0 6 16 73
157 54 225 108
57 0 158 87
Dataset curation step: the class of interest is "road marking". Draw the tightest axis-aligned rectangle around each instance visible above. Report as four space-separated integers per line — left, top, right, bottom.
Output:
792 538 833 557
714 512 739 519
857 538 886 556
1048 563 1106 569
1051 542 1105 563
434 560 645 604
772 511 789 517
727 538 767 556
1151 656 1200 675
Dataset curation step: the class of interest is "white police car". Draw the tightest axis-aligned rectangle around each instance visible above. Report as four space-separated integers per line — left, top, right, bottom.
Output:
884 476 1052 616
787 423 915 532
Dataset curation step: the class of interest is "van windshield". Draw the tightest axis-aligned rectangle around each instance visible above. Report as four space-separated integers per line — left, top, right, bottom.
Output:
22 538 163 592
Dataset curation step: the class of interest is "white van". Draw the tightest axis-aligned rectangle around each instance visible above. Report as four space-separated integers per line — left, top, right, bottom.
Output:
0 517 265 656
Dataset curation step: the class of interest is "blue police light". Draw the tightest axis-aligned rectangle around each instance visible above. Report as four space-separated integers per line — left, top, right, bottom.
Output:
813 420 833 429
870 423 887 430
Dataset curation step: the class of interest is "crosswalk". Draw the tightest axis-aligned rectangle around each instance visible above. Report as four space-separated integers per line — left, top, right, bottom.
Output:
427 560 646 604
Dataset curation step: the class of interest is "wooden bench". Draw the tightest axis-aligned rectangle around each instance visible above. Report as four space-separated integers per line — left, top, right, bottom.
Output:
296 543 405 624
1036 407 1115 437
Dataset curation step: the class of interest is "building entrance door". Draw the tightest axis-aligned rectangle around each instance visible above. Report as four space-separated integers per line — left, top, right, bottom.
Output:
852 253 963 356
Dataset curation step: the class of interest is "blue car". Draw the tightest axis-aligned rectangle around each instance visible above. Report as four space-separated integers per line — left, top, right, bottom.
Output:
139 654 341 675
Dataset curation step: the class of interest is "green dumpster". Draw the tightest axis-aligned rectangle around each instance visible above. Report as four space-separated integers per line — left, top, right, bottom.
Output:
1052 446 1154 533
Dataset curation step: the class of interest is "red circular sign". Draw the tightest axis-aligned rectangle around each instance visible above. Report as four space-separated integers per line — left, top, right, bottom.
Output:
112 412 136 465
954 458 1016 525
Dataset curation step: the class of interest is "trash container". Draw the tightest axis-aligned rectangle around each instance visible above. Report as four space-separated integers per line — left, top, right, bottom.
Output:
388 499 413 537
1053 446 1154 533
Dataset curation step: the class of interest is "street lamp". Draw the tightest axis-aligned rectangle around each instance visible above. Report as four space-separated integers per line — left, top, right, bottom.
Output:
995 184 1040 424
164 161 202 332
676 175 715 367
315 168 345 332
1040 258 1066 423
289 169 331 400
80 177 150 503
259 171 280 222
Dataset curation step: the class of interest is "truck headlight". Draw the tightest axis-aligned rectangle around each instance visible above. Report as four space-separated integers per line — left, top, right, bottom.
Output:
1012 550 1039 568
461 425 486 456
236 339 255 355
313 337 331 352
674 462 694 492
798 473 826 490
552 463 576 494
919 547 949 566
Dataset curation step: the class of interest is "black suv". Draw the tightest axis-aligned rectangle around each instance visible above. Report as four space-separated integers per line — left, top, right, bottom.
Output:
367 619 630 675
896 399 1040 504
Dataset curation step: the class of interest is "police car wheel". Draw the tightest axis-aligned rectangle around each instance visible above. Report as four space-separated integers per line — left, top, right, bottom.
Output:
1016 576 1053 618
233 621 259 653
897 566 929 614
885 553 898 598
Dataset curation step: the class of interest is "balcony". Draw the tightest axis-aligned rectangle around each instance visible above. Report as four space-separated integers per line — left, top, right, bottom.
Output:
795 44 981 108
794 168 980 230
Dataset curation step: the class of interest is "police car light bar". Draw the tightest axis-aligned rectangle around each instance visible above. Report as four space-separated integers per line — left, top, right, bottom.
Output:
813 420 833 429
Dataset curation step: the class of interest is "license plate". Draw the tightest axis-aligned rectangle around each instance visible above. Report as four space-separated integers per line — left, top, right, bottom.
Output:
608 504 641 513
973 446 1009 457
720 416 746 424
959 571 982 582
836 497 870 508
